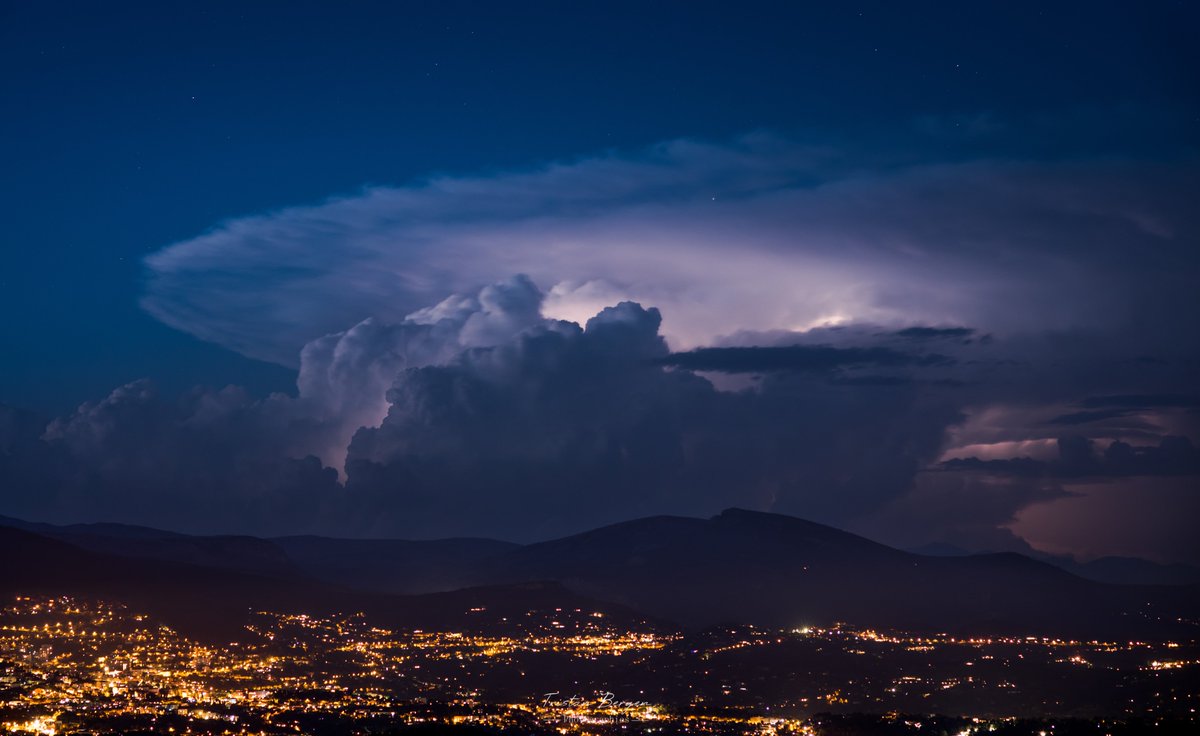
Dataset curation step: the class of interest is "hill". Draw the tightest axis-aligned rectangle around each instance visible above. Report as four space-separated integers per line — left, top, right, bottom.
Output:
2 509 1196 639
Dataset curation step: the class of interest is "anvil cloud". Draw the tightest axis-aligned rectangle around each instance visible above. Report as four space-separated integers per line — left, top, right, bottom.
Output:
141 135 1200 366
1 135 1196 562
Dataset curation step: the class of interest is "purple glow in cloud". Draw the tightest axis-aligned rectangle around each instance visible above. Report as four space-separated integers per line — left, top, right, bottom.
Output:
141 135 1196 366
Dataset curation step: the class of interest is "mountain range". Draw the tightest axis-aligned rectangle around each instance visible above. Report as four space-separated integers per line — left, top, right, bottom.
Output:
2 509 1196 640
907 541 1200 587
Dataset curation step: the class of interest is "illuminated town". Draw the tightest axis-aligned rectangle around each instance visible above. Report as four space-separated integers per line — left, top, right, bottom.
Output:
5 0 1200 734
0 595 1195 735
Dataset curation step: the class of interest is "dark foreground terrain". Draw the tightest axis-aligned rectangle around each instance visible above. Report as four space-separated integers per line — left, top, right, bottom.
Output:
1 510 1197 735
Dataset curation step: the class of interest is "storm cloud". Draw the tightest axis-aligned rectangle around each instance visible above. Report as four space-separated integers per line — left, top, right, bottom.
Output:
940 435 1200 478
335 299 966 539
3 280 970 541
658 345 953 373
4 131 1198 560
4 268 1199 560
141 135 1200 367
1 381 340 536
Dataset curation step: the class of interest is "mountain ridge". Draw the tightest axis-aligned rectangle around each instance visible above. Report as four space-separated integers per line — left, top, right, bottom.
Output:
2 508 1196 638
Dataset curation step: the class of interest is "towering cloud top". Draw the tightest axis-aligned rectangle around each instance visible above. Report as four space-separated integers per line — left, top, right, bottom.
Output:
141 136 1200 366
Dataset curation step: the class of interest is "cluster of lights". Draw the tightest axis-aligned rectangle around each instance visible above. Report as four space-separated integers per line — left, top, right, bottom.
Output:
0 596 1194 735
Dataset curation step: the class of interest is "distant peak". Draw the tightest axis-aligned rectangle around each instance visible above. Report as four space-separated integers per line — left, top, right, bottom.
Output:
711 507 823 528
713 507 773 520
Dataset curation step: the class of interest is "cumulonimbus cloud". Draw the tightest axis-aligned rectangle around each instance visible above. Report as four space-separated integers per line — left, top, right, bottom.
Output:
141 134 1199 367
4 274 1198 557
1 281 974 540
6 133 1189 557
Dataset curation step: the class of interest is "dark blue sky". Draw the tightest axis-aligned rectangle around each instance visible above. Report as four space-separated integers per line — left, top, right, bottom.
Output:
2 2 1198 559
3 0 1196 411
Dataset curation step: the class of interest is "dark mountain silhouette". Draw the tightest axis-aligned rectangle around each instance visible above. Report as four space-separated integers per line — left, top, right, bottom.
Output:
908 537 1200 586
2 509 1196 638
0 525 653 641
0 514 515 591
274 535 518 594
460 508 1198 636
1063 556 1200 586
0 514 299 577
906 542 972 557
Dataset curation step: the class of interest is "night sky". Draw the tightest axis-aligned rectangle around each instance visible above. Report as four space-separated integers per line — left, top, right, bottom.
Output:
2 2 1198 564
